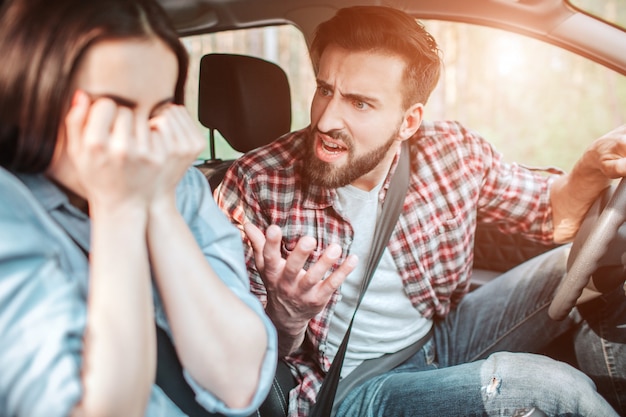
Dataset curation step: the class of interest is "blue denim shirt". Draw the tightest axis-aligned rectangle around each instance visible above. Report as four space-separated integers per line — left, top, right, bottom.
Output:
0 166 277 417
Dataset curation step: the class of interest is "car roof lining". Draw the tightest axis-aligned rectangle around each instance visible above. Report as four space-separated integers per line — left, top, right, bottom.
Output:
159 0 626 76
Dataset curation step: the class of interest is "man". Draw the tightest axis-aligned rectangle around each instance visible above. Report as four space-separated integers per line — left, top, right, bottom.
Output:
216 5 626 416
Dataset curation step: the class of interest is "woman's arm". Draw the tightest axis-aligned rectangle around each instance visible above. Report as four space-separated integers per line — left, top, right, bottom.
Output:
75 203 155 417
147 196 268 409
61 93 159 417
145 106 268 409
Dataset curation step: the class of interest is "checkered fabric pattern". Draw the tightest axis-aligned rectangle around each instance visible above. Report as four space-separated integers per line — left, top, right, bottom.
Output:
216 120 558 417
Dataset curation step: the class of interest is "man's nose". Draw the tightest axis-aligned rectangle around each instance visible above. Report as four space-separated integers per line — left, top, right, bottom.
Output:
315 95 344 134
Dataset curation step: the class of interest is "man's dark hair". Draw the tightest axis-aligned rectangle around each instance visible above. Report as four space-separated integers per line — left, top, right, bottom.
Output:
310 6 442 109
0 0 189 172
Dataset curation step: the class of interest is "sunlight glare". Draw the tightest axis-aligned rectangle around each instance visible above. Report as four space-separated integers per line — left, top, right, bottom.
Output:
494 34 524 76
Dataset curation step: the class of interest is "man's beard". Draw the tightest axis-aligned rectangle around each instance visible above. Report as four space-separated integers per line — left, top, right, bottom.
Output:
303 127 398 188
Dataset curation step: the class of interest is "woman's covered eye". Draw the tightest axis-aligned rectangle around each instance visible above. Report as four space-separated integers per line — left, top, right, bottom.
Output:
149 104 171 120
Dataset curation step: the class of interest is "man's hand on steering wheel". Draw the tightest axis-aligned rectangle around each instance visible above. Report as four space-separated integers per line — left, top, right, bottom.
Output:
550 124 626 320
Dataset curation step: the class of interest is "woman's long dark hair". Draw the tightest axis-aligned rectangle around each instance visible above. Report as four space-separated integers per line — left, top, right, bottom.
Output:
0 0 189 172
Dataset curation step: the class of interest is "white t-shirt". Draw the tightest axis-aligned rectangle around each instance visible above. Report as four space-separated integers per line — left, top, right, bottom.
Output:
326 182 432 378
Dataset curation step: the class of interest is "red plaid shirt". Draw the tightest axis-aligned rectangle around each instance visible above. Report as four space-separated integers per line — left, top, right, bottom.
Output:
216 120 558 417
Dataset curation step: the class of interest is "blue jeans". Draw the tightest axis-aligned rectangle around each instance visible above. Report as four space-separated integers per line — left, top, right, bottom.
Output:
575 284 626 415
336 245 625 416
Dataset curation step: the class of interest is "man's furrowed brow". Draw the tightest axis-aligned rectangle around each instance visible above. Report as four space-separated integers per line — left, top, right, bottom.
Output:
341 91 380 106
316 80 380 105
316 79 332 89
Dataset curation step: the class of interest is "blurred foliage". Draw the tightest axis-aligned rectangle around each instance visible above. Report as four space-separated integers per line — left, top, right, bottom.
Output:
183 17 626 172
424 20 626 171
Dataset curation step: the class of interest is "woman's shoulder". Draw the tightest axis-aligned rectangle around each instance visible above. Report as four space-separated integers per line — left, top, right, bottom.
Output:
0 168 69 259
0 167 47 227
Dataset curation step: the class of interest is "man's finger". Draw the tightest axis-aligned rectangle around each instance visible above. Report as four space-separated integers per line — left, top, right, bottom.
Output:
261 224 288 280
243 222 267 271
282 235 317 282
322 254 358 293
297 242 342 291
297 251 357 307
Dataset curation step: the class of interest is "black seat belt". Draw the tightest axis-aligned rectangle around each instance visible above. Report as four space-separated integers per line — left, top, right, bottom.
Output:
155 325 226 417
310 140 412 417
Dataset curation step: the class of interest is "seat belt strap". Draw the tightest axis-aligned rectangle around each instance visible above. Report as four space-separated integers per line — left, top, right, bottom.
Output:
332 327 434 415
310 140 411 417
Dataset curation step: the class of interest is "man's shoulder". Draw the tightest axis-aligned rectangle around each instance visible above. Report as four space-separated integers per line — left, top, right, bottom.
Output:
411 120 487 153
414 120 471 140
405 120 494 180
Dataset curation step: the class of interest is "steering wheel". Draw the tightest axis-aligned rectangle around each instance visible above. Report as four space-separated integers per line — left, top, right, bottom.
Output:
549 177 626 320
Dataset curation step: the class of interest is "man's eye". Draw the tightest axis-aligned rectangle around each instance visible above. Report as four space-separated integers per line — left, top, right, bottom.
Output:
354 101 368 110
317 86 331 96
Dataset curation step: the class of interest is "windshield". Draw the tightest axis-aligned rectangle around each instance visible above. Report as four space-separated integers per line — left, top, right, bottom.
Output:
568 0 626 30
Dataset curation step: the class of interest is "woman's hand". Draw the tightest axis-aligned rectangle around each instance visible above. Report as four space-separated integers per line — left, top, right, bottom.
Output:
147 105 206 205
64 90 167 211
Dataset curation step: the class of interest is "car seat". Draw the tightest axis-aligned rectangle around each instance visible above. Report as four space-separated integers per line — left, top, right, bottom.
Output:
196 53 292 190
196 52 296 417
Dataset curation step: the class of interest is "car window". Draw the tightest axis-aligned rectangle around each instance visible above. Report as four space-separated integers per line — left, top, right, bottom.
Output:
183 21 626 173
423 20 626 171
567 0 626 30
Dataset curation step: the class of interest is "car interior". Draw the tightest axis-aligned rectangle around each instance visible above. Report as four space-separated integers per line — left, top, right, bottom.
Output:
168 0 625 283
169 0 626 358
188 1 598 280
2 0 624 414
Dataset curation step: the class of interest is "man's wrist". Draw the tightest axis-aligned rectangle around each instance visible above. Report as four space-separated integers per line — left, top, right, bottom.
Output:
276 327 306 357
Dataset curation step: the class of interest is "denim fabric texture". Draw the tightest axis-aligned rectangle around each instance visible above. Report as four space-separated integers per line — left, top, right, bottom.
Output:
336 246 625 416
575 285 626 415
0 166 277 417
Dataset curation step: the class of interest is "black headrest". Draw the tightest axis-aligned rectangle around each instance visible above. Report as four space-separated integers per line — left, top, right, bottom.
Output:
198 53 291 153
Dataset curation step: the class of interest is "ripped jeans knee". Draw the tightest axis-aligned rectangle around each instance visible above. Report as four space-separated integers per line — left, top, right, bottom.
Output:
480 352 617 417
336 351 618 417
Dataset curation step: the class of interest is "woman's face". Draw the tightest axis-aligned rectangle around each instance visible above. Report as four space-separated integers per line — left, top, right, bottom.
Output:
46 37 178 198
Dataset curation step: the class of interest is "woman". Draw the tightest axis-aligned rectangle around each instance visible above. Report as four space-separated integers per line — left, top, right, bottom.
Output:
0 0 276 416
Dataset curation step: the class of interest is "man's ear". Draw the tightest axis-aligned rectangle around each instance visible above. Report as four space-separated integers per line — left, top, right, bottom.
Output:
398 103 424 140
